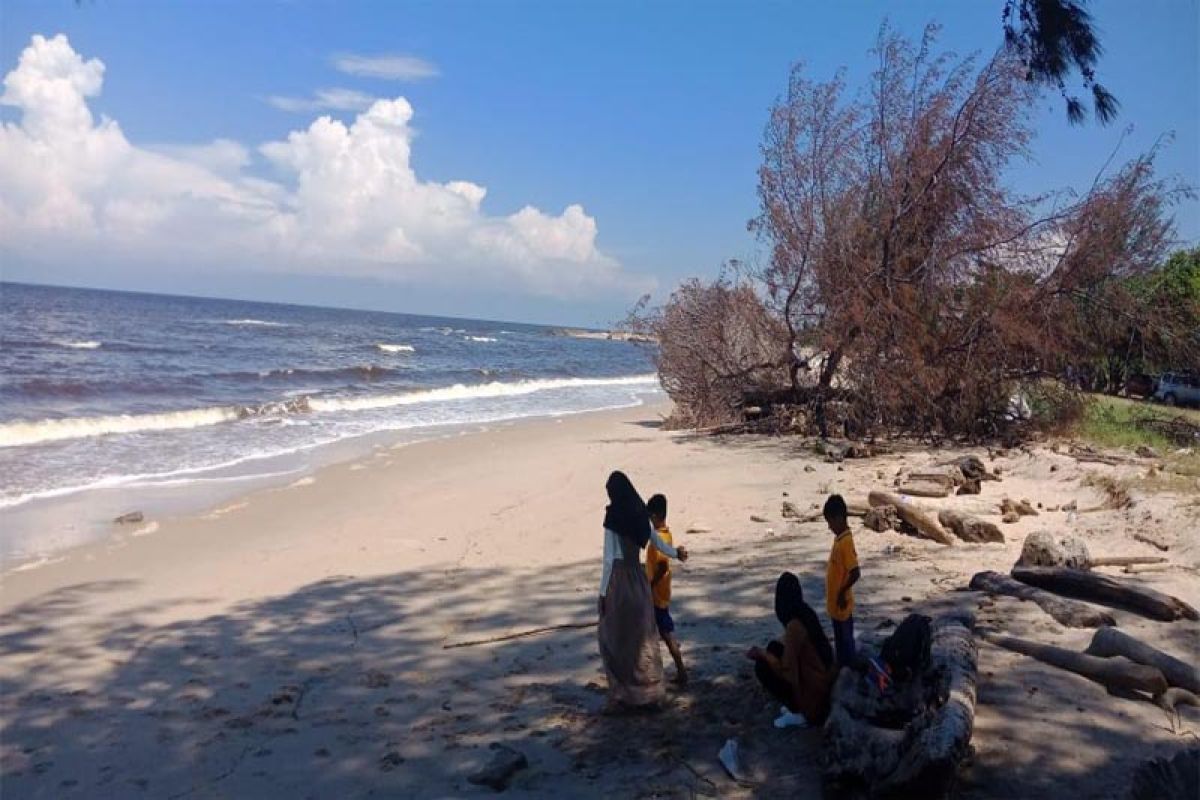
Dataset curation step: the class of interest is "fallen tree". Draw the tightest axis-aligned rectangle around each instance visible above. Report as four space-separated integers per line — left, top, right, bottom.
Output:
1084 627 1199 694
970 571 1114 628
1011 566 1199 622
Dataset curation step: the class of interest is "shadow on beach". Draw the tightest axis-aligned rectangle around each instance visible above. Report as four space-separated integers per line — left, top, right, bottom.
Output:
1 525 1191 798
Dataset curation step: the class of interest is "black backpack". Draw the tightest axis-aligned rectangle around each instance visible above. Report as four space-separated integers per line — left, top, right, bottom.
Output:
880 613 932 682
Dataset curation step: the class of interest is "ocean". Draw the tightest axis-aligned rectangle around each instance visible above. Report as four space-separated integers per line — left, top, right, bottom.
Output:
0 282 659 563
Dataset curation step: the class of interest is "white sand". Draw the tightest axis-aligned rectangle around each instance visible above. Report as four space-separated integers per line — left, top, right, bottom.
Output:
1 403 1197 798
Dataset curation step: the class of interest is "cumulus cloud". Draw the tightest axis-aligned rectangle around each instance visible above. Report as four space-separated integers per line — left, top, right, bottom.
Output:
266 87 378 113
332 52 439 81
0 34 647 298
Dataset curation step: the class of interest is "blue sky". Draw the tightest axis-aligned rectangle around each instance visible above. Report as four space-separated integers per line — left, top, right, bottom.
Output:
1 0 1196 326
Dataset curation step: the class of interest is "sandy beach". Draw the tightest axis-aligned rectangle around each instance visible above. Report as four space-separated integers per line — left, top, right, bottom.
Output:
2 402 1197 798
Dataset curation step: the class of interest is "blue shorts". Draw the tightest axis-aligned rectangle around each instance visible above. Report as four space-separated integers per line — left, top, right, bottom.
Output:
654 606 675 636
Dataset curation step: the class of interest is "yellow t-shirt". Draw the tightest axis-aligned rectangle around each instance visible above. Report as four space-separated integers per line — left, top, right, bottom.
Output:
826 530 859 621
645 526 673 609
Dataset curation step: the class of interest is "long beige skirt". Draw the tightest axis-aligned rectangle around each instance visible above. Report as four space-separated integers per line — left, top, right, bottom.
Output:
598 557 665 706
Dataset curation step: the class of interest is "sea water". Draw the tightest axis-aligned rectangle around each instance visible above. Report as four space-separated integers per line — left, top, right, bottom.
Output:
0 282 660 562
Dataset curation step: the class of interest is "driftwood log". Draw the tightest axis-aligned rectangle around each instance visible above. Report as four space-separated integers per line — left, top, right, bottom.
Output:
1090 556 1170 568
824 613 977 798
1011 566 1200 622
938 510 1004 543
1133 531 1170 552
868 491 953 545
970 571 1115 628
899 482 953 498
981 632 1168 695
1084 627 1200 694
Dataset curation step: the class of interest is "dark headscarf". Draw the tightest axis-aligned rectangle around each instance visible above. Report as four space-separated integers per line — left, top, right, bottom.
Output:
603 470 651 548
775 572 834 669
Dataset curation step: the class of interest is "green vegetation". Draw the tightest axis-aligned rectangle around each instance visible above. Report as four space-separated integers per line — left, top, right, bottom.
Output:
1074 395 1200 463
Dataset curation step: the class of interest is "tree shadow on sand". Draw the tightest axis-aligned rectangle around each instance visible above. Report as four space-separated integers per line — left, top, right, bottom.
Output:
1 527 1195 798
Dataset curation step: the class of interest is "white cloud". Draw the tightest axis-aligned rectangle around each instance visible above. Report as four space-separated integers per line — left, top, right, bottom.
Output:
332 52 439 81
0 34 648 299
266 87 378 113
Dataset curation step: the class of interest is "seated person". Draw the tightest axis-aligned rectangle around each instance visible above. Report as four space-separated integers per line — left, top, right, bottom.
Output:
746 572 837 728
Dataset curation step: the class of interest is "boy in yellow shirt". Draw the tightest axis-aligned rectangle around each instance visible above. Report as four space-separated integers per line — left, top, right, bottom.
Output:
824 494 860 666
646 493 688 686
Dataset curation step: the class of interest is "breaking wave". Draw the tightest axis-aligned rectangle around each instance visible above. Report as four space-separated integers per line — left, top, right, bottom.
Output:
377 343 415 353
55 340 101 349
0 375 658 448
221 319 289 328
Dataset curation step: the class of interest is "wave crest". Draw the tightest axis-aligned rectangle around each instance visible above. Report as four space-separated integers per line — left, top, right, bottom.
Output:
0 374 659 448
377 343 415 353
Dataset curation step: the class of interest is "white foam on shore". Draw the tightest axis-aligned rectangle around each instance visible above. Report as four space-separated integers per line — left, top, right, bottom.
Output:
0 375 659 448
0 407 242 448
307 375 658 413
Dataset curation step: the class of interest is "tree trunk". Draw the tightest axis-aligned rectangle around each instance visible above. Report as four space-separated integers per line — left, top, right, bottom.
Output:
981 632 1168 695
869 491 953 545
939 511 1005 544
1083 627 1199 693
824 613 977 798
1011 566 1199 622
969 571 1114 628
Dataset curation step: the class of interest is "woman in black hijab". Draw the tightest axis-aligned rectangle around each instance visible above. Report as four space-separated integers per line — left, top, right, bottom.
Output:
597 471 687 709
746 572 836 726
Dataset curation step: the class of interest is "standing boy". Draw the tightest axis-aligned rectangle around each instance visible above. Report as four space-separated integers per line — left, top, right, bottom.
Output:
823 494 860 666
646 493 688 686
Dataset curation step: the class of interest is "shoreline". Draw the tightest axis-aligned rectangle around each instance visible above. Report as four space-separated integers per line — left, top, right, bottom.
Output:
0 391 663 571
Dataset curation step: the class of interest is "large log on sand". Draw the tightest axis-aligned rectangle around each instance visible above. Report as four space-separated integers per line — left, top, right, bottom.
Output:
824 613 977 798
938 510 1004 543
981 632 1168 696
1011 566 1200 622
868 491 953 545
1085 627 1200 694
970 571 1115 628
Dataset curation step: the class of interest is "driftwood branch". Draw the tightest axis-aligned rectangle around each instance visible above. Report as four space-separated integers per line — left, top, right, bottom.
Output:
970 571 1115 628
981 632 1168 695
1011 566 1199 622
443 621 598 650
1133 531 1170 552
1087 556 1169 568
1084 627 1199 694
